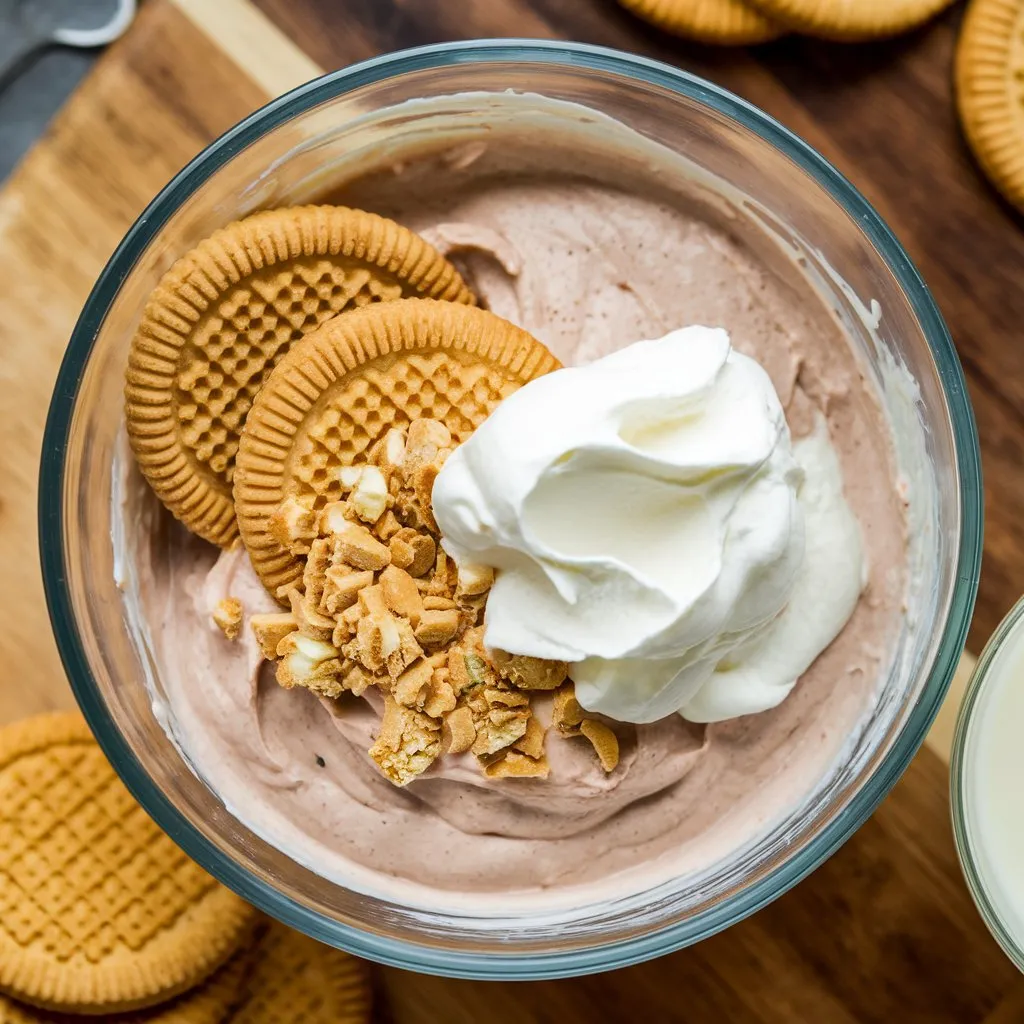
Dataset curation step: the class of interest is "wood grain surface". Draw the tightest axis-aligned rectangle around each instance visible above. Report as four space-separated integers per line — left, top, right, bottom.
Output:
2 0 1022 1020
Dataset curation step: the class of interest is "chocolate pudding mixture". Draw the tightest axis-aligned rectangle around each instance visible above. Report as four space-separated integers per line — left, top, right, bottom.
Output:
123 130 906 909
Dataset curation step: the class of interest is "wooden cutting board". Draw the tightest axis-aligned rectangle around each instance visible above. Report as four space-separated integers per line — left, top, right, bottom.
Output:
2 0 1021 1019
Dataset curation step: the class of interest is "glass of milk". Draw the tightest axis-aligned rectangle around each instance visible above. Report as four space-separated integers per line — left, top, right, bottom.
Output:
953 596 1024 971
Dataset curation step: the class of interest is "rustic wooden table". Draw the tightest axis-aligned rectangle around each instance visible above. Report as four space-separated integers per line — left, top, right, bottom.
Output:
4 0 1023 1019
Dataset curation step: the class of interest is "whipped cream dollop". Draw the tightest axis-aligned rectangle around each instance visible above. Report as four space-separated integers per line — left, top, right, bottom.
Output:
433 327 866 724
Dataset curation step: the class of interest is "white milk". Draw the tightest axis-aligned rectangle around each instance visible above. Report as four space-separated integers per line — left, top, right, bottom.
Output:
962 622 1024 951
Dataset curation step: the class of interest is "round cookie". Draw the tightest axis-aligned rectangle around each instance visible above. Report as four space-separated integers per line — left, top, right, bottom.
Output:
0 922 370 1023
229 921 370 1023
956 0 1024 211
234 298 560 599
617 0 785 44
125 205 475 548
0 714 258 1014
743 0 955 39
0 947 248 1023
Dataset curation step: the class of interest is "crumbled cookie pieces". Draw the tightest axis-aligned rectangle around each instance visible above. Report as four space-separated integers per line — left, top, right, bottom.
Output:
248 419 607 786
390 528 435 577
275 633 344 698
212 597 243 640
552 683 586 733
484 749 550 779
379 565 423 625
369 696 442 786
269 497 317 556
514 715 547 760
332 522 391 571
579 719 620 773
250 612 297 658
442 705 477 754
552 681 620 773
492 649 568 690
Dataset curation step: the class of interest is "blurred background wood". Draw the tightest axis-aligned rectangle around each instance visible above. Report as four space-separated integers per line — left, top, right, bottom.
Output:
2 0 1020 1019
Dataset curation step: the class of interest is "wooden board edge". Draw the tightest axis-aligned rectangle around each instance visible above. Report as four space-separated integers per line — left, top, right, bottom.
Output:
169 0 324 98
925 650 976 764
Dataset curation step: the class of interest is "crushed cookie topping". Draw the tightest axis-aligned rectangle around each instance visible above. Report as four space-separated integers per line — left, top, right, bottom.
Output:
212 597 243 640
552 681 621 773
250 419 619 786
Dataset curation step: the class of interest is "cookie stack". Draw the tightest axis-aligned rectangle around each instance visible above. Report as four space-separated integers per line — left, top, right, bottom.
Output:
619 0 1024 220
0 714 369 1022
617 0 957 43
125 205 476 548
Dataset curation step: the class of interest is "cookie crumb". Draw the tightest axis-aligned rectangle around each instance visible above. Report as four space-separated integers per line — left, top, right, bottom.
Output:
552 683 586 733
483 750 550 779
333 522 392 571
212 597 243 640
370 696 442 785
250 612 298 660
579 718 620 773
493 650 568 690
442 706 476 754
268 497 317 556
513 715 546 760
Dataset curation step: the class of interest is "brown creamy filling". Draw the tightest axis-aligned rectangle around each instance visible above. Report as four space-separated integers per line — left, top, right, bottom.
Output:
129 152 905 902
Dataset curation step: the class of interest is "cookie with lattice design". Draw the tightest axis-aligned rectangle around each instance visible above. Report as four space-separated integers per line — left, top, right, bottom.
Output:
234 298 560 599
617 0 784 44
0 714 258 1014
744 0 953 39
956 0 1024 212
0 940 250 1023
228 920 370 1023
125 205 475 548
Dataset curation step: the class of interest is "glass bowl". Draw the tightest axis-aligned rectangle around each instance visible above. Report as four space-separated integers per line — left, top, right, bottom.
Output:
39 41 982 979
951 597 1024 972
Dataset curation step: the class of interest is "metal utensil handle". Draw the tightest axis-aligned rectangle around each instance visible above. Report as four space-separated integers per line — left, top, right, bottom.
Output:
52 0 136 48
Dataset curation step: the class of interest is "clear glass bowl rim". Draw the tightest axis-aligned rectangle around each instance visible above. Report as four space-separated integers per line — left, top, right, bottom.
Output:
951 595 1024 972
38 39 982 979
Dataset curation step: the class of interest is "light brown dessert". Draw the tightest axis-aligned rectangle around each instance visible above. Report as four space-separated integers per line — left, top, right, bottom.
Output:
119 133 907 907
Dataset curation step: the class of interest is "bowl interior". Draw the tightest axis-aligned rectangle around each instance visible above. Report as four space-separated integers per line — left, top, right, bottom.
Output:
40 44 980 977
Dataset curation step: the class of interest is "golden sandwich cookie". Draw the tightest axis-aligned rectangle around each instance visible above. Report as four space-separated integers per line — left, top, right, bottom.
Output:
125 205 475 548
0 948 248 1023
956 0 1024 212
233 298 560 599
0 714 257 1014
0 921 371 1022
743 0 955 40
227 920 370 1023
618 0 785 44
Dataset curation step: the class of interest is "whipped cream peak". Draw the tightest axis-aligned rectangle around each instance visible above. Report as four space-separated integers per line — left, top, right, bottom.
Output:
434 326 865 725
